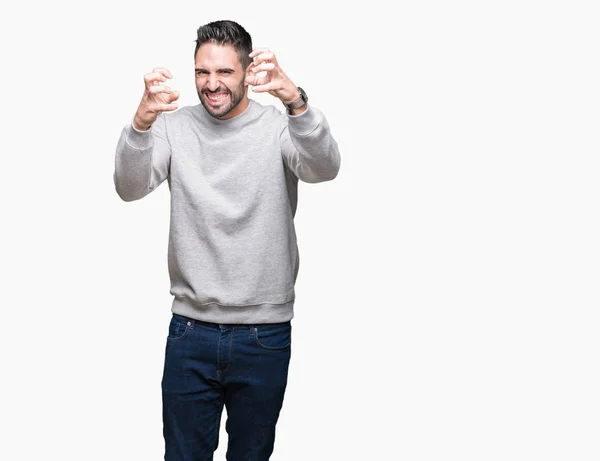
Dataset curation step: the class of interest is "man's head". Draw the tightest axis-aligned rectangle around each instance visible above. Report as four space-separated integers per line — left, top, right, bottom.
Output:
194 20 253 120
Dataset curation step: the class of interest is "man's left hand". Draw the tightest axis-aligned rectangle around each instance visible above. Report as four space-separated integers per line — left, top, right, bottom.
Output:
245 48 301 105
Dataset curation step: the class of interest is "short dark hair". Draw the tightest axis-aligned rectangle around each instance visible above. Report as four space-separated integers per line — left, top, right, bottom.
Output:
194 20 253 69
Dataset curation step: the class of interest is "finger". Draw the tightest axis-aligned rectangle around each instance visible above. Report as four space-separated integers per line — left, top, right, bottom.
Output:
249 47 271 59
156 102 178 112
148 87 180 103
251 81 278 93
245 73 267 87
144 72 168 88
152 67 173 79
252 51 276 65
247 62 276 74
147 84 175 95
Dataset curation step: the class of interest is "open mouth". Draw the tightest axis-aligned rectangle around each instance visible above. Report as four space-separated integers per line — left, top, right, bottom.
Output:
204 91 230 106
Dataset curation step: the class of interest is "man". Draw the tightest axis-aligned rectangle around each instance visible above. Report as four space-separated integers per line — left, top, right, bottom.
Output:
113 19 340 461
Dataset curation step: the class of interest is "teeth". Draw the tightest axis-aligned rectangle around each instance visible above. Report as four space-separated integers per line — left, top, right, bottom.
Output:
206 93 227 101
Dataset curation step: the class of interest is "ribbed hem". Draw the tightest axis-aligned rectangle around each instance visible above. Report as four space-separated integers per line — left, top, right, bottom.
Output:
171 296 295 324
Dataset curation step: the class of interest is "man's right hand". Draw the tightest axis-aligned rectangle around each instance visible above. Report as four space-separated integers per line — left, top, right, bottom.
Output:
133 68 180 131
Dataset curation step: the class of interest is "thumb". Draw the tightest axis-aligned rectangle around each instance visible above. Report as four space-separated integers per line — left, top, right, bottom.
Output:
245 74 259 86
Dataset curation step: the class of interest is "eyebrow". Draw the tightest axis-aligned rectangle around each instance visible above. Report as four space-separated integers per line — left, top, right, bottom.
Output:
194 67 235 73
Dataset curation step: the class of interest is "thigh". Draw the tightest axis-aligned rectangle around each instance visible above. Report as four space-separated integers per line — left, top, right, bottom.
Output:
162 315 224 461
224 322 292 461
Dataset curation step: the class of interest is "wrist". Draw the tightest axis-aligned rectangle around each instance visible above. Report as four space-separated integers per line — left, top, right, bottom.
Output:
288 104 307 116
280 86 301 105
133 114 152 131
282 87 308 113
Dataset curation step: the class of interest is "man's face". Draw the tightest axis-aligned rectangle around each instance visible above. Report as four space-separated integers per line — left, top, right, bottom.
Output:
195 43 249 120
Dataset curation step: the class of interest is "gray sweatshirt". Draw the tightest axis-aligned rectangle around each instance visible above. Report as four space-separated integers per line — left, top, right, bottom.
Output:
113 100 340 324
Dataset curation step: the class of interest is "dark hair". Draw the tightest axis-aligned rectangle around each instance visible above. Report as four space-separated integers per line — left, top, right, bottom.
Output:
194 20 253 69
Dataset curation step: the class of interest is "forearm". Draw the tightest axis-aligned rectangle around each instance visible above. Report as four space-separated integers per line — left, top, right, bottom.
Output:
113 125 155 202
285 107 341 183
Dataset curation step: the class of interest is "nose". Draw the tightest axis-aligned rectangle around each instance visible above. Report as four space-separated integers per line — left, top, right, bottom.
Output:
206 73 220 91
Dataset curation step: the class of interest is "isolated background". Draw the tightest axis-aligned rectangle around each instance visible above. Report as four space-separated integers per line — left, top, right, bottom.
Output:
2 0 599 460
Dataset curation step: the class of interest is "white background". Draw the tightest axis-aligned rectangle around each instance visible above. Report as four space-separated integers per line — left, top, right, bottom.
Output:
2 0 599 460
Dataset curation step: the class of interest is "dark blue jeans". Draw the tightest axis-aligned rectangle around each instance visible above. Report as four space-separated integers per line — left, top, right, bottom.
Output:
161 314 292 461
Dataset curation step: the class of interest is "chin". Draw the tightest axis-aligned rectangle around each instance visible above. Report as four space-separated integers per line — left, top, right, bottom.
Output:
208 106 232 119
200 101 222 117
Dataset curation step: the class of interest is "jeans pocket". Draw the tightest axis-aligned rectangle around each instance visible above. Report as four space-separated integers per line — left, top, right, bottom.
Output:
167 315 190 341
253 322 292 350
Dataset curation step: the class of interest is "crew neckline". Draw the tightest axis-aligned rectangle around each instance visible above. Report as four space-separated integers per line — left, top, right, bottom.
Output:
196 99 259 127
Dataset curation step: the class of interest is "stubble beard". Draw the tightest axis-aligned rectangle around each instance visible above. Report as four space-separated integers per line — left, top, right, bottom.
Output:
198 79 246 119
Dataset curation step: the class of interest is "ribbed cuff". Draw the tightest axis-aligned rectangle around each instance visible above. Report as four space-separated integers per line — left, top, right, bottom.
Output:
287 105 321 136
126 122 153 149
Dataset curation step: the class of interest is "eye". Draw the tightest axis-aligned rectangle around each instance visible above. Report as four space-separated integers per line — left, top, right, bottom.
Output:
220 70 233 75
195 70 208 77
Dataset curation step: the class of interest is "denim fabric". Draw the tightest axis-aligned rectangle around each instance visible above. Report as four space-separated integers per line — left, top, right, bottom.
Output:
161 313 292 461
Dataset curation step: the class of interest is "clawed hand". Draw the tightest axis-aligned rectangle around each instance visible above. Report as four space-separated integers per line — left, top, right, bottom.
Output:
133 68 180 130
245 49 300 105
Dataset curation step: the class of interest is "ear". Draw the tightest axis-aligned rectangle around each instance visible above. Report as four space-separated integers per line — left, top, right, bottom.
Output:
244 67 253 88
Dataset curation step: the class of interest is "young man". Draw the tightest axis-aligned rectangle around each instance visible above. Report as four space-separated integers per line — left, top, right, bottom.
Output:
113 19 340 461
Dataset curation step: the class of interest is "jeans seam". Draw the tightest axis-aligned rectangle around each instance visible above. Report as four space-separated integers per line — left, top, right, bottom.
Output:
252 326 292 350
167 318 192 341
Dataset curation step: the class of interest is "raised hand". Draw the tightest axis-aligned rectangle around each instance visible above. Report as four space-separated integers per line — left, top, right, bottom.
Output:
133 68 180 131
245 49 301 106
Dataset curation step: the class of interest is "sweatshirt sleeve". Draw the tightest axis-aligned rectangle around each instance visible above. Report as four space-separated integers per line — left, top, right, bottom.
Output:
280 106 341 183
113 113 172 202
